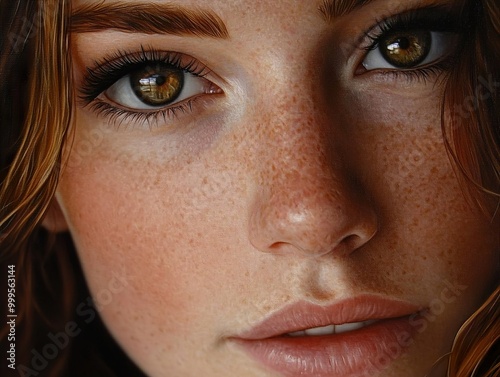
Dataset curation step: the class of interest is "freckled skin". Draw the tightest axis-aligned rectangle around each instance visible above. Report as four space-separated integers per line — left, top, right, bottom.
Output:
53 0 500 376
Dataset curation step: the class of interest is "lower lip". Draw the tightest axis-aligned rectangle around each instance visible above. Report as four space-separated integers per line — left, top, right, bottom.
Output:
233 316 417 377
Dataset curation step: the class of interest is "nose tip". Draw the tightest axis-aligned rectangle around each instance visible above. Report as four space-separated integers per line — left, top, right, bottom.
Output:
249 185 379 258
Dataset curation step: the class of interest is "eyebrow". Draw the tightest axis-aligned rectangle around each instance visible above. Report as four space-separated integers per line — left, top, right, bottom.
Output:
70 2 229 38
319 0 374 22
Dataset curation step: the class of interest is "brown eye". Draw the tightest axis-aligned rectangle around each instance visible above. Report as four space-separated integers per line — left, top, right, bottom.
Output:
379 31 431 68
130 64 184 107
103 60 220 112
362 30 457 73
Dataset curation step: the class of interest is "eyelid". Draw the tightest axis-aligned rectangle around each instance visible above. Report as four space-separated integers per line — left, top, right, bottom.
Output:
360 5 462 52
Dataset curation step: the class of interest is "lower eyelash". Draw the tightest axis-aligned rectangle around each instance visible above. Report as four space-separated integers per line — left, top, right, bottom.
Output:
378 61 452 83
87 97 199 129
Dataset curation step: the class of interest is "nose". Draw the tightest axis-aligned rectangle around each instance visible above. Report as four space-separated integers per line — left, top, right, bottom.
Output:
248 101 378 259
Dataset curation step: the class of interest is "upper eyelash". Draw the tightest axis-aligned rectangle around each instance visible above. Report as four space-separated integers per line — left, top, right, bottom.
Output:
78 46 211 105
362 5 463 52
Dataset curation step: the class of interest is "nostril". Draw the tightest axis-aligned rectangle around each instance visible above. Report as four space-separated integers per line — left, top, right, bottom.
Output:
340 220 378 254
342 234 363 252
268 242 287 252
269 242 285 249
268 241 307 256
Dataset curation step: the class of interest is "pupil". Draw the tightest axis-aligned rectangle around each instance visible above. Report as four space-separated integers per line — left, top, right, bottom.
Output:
397 37 410 50
154 75 166 86
131 65 184 106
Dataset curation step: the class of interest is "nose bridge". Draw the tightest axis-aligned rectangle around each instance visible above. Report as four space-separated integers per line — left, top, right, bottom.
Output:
254 76 341 202
258 114 341 213
256 69 334 175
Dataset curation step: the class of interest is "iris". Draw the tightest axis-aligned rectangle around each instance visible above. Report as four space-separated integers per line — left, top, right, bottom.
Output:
380 31 431 68
130 64 184 106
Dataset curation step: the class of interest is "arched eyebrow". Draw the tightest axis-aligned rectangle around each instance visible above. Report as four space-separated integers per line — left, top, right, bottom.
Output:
319 0 374 22
70 2 229 39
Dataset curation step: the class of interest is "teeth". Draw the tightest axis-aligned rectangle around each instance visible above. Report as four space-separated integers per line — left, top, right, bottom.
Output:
304 325 335 336
335 321 365 334
287 320 377 337
288 331 306 337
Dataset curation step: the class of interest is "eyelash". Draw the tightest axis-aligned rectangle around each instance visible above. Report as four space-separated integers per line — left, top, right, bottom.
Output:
79 47 214 126
360 6 462 81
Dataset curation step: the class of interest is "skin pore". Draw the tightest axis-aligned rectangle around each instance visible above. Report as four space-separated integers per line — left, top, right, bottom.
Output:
45 0 499 376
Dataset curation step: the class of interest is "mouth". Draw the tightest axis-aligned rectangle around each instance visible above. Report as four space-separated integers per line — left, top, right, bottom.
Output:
231 295 425 377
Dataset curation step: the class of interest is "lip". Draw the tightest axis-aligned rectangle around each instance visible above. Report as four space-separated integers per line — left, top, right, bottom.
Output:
231 295 424 377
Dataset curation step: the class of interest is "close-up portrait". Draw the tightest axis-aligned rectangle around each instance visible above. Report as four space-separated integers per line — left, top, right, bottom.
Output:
1 0 499 376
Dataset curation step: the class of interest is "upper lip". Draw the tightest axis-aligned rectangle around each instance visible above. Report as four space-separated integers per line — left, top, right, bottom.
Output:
236 295 422 340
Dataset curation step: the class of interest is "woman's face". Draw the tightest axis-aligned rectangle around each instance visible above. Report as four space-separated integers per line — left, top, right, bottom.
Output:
53 0 499 376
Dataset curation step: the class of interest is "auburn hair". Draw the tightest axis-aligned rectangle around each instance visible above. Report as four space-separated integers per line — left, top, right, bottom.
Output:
0 0 498 376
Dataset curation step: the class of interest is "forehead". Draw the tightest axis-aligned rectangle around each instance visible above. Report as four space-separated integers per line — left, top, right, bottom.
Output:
71 0 321 11
70 0 456 34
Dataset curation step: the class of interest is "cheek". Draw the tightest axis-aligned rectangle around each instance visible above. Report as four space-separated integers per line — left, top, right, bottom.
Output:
333 89 499 369
345 89 498 310
56 133 256 361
